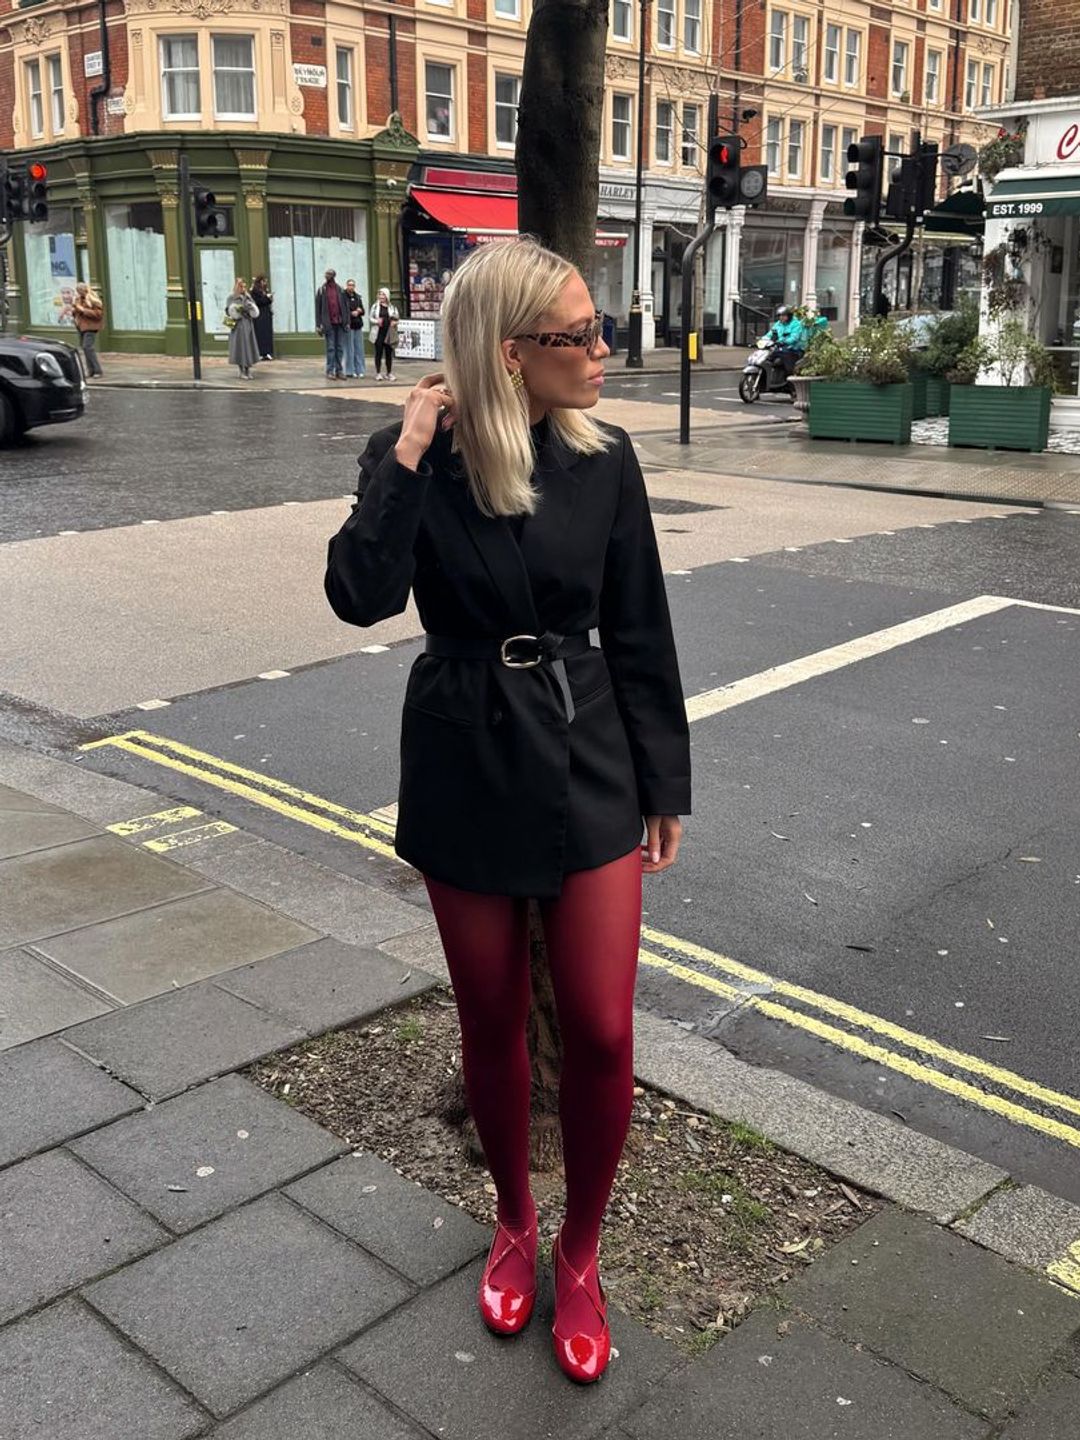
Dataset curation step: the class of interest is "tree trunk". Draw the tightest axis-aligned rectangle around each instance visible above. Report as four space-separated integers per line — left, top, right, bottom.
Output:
516 0 609 274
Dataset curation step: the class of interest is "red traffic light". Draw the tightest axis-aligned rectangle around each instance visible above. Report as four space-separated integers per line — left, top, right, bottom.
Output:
718 144 731 165
28 161 48 182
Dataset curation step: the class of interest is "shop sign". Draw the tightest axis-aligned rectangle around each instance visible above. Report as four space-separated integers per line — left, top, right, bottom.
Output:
84 51 103 77
396 318 443 361
293 63 327 89
1027 111 1080 166
600 183 636 202
105 96 126 115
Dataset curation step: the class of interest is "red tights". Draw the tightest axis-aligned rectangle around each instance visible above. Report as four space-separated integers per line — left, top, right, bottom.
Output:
424 848 641 1288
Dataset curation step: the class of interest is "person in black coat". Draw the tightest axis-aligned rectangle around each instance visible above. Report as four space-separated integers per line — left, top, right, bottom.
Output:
325 237 690 1385
250 275 274 360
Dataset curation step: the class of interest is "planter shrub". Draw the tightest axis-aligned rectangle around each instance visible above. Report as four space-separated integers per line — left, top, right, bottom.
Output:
948 384 1051 453
809 381 914 445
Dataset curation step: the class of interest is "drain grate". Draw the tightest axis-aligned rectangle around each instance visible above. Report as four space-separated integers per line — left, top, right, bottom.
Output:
648 498 727 515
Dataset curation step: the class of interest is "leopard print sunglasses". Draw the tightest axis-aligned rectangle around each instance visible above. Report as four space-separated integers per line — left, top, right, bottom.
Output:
513 311 606 350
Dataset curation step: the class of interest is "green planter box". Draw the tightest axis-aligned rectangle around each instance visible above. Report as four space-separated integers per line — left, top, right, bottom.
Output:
948 384 1051 453
909 369 929 420
808 381 913 445
924 375 950 417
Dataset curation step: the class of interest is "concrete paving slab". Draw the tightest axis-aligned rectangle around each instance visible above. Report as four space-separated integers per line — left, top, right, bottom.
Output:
208 1362 421 1439
0 834 211 948
622 1312 989 1440
85 1191 412 1418
957 1185 1080 1274
63 979 306 1099
998 1373 1080 1438
285 1151 488 1285
0 740 174 830
0 1037 141 1169
0 1148 167 1323
71 1074 347 1232
0 782 67 812
337 1257 677 1440
0 946 114 1050
214 936 437 1036
378 922 449 983
0 807 98 859
37 887 319 1005
0 1299 207 1440
789 1209 1080 1421
632 1010 1005 1222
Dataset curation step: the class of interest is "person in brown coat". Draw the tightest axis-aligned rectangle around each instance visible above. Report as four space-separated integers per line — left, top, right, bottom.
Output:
72 283 104 378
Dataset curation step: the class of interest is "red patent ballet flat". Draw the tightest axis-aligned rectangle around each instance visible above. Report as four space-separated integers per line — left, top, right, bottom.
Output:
551 1229 611 1384
478 1217 537 1335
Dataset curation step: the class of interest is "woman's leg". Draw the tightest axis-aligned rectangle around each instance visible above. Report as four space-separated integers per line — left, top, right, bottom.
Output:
386 345 396 380
373 336 385 374
539 847 641 1329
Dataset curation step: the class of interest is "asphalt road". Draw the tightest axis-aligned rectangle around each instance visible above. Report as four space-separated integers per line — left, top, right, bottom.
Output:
7 385 1080 1205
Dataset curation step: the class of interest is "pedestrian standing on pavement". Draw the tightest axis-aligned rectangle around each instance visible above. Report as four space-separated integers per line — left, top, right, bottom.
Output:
325 237 690 1386
225 279 259 380
250 274 275 360
315 268 349 380
370 286 399 381
72 282 104 378
343 279 366 378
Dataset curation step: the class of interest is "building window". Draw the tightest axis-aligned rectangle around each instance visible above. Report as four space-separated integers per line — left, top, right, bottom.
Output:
824 24 840 82
336 47 353 130
892 40 909 96
684 0 702 53
841 125 857 156
889 131 906 160
981 62 994 106
969 0 980 19
161 35 200 119
681 103 700 167
104 202 168 332
494 72 520 146
792 16 809 78
821 123 836 183
212 35 256 120
26 59 44 138
928 0 941 9
965 58 978 109
926 49 941 103
844 30 861 87
766 117 782 175
769 10 787 72
656 99 673 163
612 0 632 41
612 92 633 160
986 0 998 24
425 61 454 139
48 54 65 134
788 118 804 178
495 0 521 16
657 0 675 49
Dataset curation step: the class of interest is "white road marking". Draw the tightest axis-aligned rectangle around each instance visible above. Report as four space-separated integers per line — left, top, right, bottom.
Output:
258 669 291 680
136 698 172 710
360 643 391 653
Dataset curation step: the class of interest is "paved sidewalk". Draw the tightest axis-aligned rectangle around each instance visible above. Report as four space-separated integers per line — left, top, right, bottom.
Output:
2 750 1079 1438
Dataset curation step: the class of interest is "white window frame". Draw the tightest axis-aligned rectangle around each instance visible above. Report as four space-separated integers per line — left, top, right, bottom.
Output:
611 0 633 42
494 0 521 17
965 57 978 109
160 34 201 120
824 24 840 83
335 46 354 131
928 0 942 9
844 29 861 87
969 0 981 20
26 58 44 139
611 91 633 161
986 0 998 24
681 102 700 167
981 62 994 106
926 49 941 104
892 40 909 97
211 33 256 122
792 15 809 78
684 0 702 54
47 53 65 135
769 9 788 73
494 71 520 148
657 0 676 50
787 117 804 178
841 125 858 175
766 116 782 176
655 98 674 164
820 123 836 183
425 60 455 142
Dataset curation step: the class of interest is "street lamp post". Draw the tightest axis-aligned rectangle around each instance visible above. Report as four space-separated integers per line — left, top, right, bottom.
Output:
625 0 649 368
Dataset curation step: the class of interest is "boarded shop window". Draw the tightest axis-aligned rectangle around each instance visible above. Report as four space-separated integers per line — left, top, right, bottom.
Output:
104 202 168 331
23 208 78 327
268 202 369 333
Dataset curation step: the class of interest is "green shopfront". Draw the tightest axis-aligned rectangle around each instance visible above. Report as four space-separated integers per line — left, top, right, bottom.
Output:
5 123 417 356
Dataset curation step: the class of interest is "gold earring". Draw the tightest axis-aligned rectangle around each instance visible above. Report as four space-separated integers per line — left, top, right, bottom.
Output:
509 369 525 394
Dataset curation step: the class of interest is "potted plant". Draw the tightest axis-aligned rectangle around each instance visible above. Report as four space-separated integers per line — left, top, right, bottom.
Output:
917 302 979 417
978 124 1026 183
947 319 1056 452
803 319 915 444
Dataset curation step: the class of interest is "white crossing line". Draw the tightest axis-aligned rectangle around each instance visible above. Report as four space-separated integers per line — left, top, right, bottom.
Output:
258 669 291 680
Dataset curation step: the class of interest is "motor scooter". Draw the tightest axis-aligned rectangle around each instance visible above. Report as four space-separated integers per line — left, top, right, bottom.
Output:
738 336 796 403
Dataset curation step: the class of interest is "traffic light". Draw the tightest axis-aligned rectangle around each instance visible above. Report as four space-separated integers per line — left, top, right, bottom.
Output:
706 135 741 211
193 184 226 238
843 136 884 224
1 160 23 226
916 141 939 219
25 160 48 224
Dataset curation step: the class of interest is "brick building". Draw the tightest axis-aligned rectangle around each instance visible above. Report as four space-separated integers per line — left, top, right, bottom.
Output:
1 0 1010 355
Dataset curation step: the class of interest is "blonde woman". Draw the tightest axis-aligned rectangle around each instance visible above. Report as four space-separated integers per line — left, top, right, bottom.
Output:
225 278 259 379
72 282 104 378
326 238 689 1385
369 286 399 380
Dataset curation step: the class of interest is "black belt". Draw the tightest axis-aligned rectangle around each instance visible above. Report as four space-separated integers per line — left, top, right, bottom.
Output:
424 631 592 722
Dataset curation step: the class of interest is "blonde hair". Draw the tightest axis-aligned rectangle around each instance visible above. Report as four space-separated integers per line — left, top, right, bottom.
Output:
78 284 102 307
440 238 612 518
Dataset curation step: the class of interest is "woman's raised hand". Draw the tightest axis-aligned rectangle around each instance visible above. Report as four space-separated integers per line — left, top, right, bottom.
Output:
394 372 457 471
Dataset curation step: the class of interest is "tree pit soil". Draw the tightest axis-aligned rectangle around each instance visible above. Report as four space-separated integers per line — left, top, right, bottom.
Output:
247 989 880 1356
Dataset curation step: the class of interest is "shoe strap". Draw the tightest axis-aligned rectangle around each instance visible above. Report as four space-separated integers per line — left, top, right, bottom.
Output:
553 1232 607 1328
488 1219 537 1276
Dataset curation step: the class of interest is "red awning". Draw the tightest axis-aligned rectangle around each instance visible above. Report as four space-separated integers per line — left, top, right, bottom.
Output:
411 188 627 246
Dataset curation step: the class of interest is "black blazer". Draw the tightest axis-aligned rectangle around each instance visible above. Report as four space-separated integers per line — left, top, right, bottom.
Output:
325 421 691 897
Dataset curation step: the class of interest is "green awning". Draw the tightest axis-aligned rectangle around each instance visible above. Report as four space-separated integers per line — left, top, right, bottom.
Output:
988 172 1080 219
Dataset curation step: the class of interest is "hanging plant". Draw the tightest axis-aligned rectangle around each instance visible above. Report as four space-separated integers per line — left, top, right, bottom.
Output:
978 124 1026 182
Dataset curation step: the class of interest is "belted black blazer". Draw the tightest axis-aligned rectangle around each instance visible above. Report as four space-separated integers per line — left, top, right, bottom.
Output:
325 420 691 897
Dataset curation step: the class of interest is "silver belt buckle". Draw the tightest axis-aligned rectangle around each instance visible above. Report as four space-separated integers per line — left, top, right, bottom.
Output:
500 634 543 668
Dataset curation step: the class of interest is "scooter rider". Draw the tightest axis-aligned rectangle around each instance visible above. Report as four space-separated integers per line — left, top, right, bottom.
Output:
766 305 807 381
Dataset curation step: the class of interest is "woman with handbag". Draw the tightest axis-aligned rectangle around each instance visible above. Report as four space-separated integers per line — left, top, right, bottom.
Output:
325 238 690 1385
225 278 259 380
370 286 399 381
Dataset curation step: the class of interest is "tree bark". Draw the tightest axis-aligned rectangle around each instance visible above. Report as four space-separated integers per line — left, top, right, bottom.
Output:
516 0 609 274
